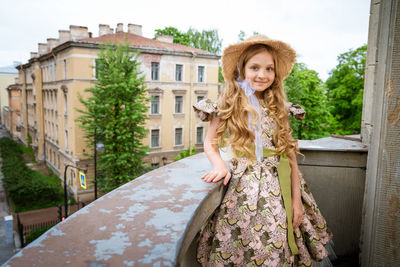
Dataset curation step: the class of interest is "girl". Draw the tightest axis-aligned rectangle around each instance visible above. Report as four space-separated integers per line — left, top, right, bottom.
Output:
194 35 334 266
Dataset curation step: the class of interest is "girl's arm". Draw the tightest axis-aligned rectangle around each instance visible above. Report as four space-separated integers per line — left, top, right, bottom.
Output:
201 116 232 186
288 152 303 229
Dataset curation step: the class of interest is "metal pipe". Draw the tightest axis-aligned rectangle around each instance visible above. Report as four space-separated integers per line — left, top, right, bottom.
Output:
64 164 87 218
94 127 97 199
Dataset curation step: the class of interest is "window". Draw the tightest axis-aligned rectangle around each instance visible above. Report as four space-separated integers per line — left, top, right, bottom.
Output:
151 62 159 81
198 66 205 82
63 93 67 115
95 59 101 79
175 64 183 81
151 129 160 147
197 96 204 102
175 128 183 146
151 95 160 114
196 127 204 144
65 130 69 151
175 96 183 113
63 59 67 79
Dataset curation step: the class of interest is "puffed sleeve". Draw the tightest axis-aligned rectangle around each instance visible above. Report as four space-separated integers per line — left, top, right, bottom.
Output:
286 102 306 121
193 98 218 122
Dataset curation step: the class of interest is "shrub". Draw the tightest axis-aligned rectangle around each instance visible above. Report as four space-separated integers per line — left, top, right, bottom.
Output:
0 137 64 211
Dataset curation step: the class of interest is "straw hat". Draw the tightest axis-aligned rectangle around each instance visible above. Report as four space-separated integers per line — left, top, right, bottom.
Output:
222 35 296 81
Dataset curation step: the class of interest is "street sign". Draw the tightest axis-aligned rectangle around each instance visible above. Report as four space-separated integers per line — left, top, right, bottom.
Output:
79 171 87 189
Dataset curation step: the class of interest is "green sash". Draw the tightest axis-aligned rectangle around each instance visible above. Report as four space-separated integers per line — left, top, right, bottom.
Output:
263 148 299 255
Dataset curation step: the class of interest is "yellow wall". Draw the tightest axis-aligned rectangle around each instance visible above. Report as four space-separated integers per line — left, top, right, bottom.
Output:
18 41 220 201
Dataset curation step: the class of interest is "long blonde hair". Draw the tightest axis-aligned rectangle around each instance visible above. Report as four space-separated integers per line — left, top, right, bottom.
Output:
216 44 298 159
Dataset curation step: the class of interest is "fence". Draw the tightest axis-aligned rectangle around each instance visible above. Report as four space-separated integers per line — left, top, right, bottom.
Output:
14 202 85 247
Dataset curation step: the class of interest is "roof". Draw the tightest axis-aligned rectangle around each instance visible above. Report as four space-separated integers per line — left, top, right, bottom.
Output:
79 32 214 56
0 64 18 74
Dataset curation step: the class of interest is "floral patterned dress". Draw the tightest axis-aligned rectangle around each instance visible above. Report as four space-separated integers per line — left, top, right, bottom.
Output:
193 99 334 267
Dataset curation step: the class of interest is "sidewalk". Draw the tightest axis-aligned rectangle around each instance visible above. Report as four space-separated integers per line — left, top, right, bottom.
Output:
0 129 16 265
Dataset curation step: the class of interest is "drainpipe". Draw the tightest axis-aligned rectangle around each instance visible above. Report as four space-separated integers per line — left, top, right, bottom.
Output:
189 52 197 150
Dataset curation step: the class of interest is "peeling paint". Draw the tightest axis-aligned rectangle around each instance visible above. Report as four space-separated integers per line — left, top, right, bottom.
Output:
116 202 149 222
50 228 65 236
115 223 125 229
138 243 175 265
123 260 134 266
138 238 153 247
99 208 113 214
89 231 132 261
4 152 218 266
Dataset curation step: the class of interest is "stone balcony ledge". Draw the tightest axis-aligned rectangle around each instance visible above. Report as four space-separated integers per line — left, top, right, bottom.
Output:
4 137 367 266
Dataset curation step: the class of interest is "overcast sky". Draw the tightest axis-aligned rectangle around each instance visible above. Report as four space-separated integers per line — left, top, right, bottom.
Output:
0 0 370 81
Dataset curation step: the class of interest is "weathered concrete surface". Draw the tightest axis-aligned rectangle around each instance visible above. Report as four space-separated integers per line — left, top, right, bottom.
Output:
3 136 367 266
3 152 221 267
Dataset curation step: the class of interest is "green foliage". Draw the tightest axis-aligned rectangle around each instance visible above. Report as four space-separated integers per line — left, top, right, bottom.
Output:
154 26 222 54
186 28 222 54
237 30 261 41
0 137 63 212
77 43 151 193
154 26 191 46
326 44 367 135
173 146 197 161
24 133 35 161
238 30 246 41
218 66 224 83
285 63 331 140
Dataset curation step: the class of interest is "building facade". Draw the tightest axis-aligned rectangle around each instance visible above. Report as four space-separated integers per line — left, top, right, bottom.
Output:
15 23 220 201
0 64 18 125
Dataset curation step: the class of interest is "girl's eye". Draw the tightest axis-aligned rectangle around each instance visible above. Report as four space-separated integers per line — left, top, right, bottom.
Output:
267 67 274 72
251 66 259 71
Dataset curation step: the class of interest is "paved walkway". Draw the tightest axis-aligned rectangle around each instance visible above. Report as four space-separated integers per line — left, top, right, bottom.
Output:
0 129 16 265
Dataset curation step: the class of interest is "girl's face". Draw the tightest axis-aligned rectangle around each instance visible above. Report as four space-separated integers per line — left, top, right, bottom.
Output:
244 50 275 96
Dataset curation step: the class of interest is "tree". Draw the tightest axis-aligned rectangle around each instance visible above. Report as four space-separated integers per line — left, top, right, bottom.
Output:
187 28 222 54
285 63 331 140
154 26 191 46
77 43 150 193
237 30 260 41
154 26 222 54
326 45 367 135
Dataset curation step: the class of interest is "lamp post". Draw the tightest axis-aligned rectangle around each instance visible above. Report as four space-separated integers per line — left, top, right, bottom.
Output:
64 165 87 219
94 127 104 200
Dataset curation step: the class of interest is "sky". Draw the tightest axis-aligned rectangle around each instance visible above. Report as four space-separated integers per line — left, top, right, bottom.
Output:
0 0 370 81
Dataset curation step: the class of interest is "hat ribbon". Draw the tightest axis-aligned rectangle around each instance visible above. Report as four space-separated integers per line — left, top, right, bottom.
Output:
237 78 263 162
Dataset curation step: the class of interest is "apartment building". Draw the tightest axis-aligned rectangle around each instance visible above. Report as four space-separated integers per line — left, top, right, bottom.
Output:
0 64 18 126
15 23 220 201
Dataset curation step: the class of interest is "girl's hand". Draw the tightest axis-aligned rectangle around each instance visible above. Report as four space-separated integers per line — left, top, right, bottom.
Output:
292 196 304 229
201 166 232 186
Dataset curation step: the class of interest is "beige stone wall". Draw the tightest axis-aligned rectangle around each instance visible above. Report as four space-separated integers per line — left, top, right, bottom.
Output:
18 40 219 200
0 73 18 123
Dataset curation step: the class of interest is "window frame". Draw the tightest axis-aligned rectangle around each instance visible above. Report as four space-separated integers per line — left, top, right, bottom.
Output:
175 127 183 146
151 62 160 81
151 95 160 115
198 66 205 83
175 95 183 114
196 126 204 144
175 64 183 81
151 129 160 148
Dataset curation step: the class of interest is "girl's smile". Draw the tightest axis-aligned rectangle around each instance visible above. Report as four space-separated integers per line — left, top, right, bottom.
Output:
244 51 275 97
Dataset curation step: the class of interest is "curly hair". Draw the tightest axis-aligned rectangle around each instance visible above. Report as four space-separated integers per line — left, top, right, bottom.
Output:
216 44 298 159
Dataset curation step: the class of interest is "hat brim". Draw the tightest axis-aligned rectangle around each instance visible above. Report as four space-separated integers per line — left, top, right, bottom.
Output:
222 35 296 81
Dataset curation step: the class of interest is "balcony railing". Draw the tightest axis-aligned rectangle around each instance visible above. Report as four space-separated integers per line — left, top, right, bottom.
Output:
4 136 367 266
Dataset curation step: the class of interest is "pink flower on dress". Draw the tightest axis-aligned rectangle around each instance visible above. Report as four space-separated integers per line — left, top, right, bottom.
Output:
237 213 251 228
